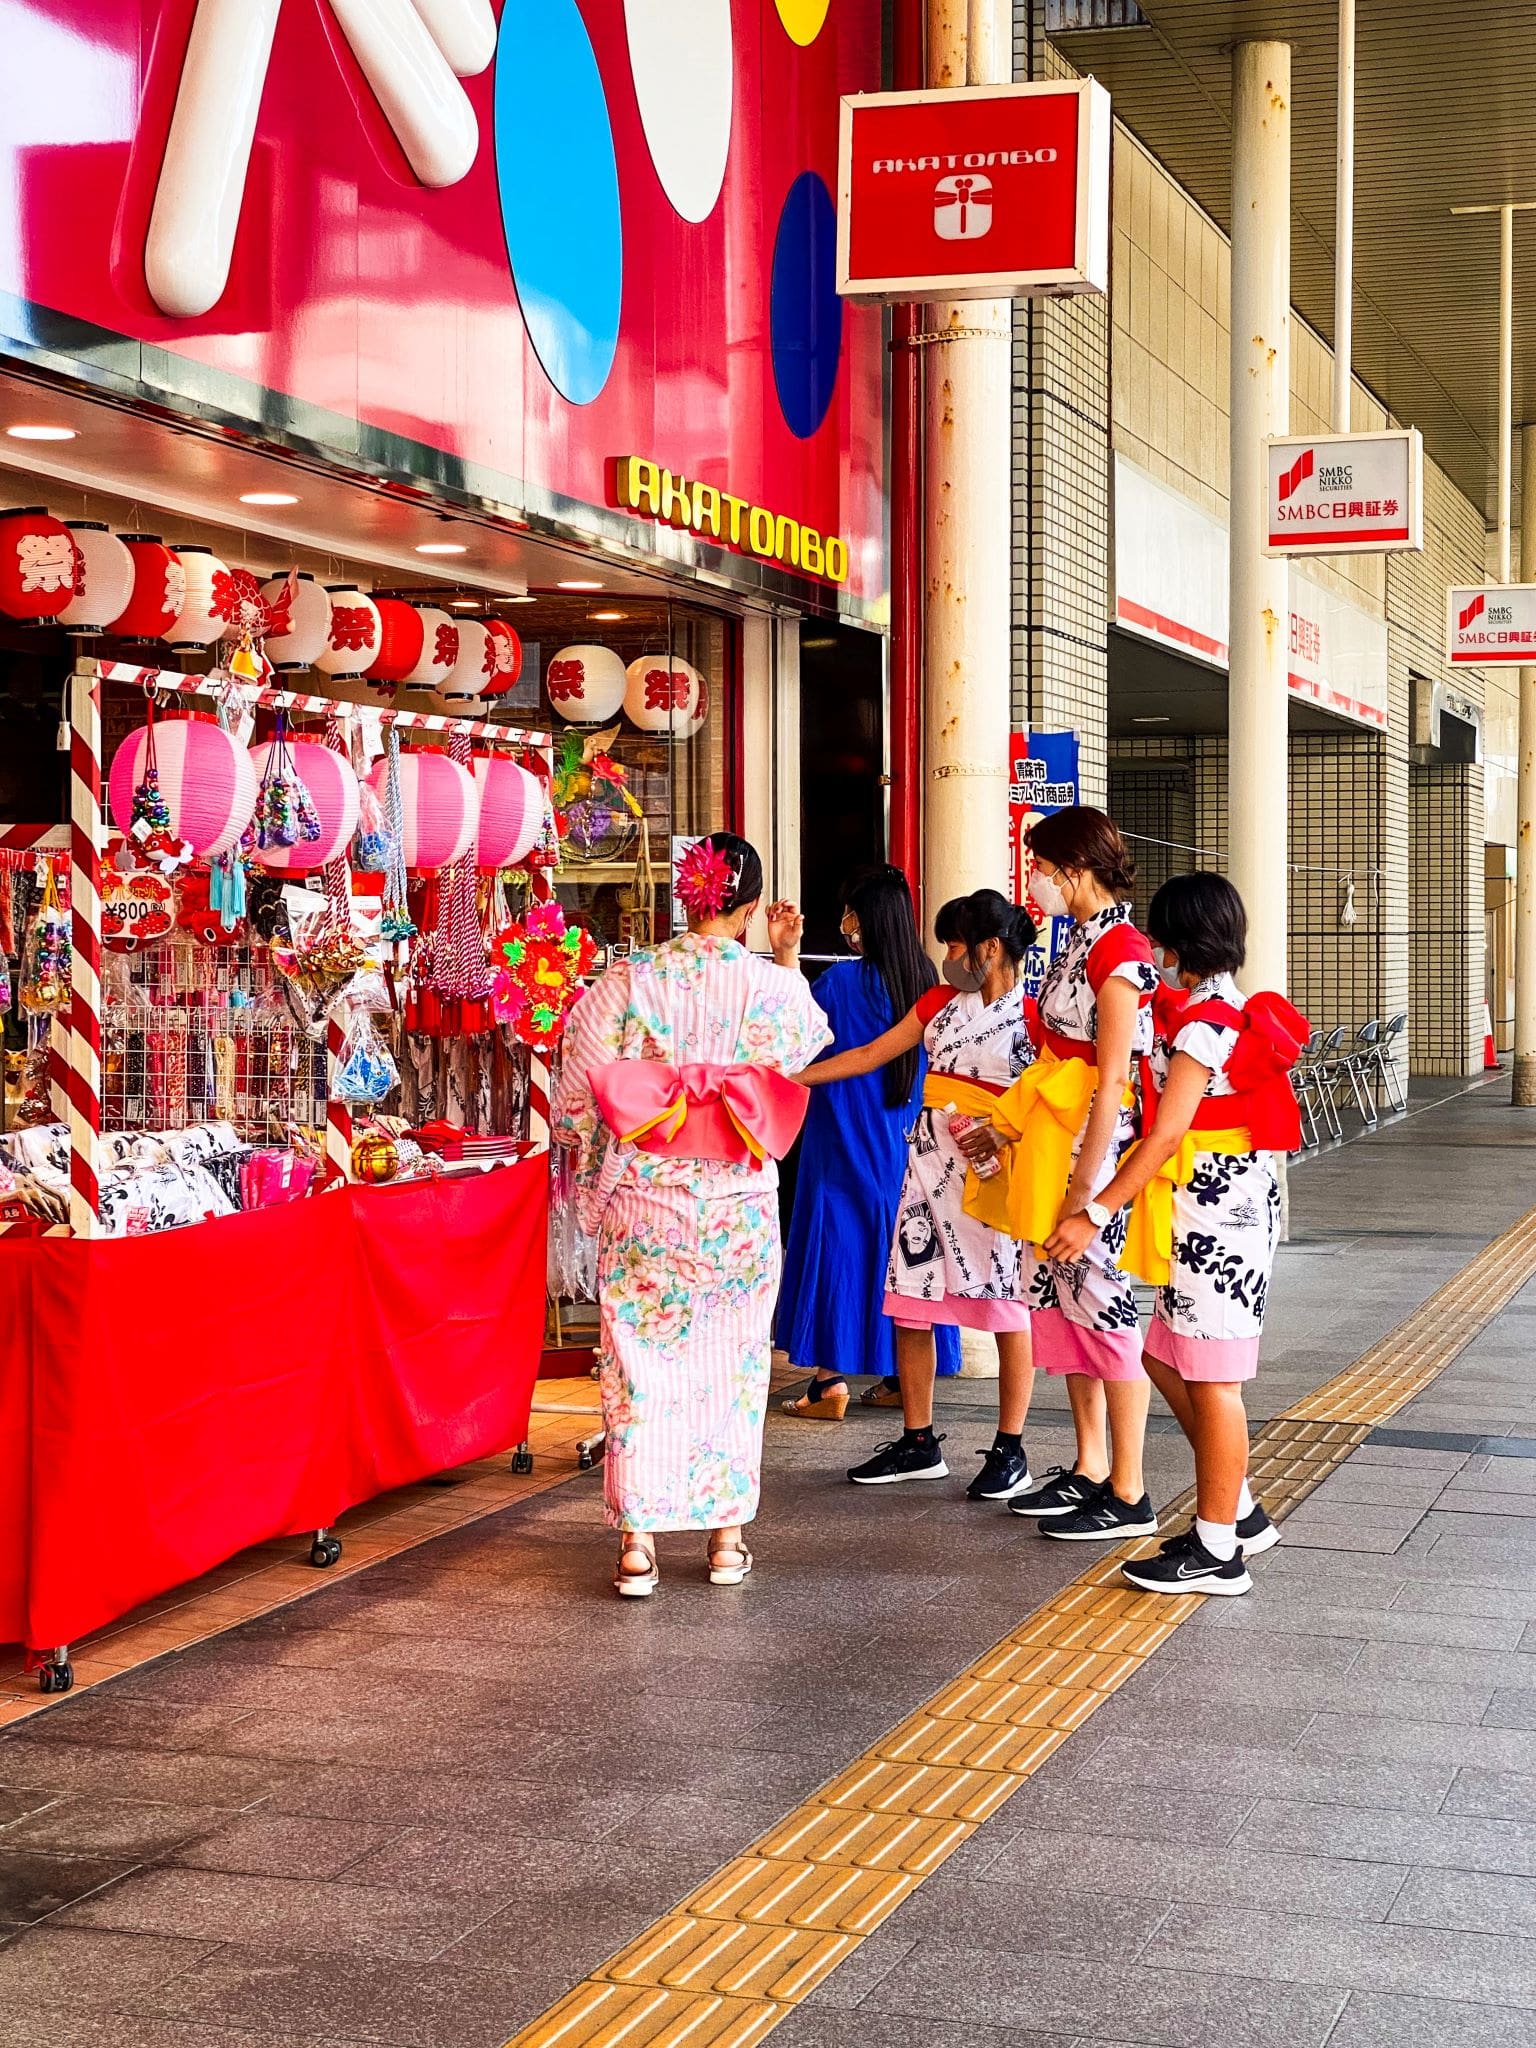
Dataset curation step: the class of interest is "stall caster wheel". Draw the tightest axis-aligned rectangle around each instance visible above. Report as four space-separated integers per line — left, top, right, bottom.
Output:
511 1443 535 1475
309 1536 343 1569
577 1444 597 1471
38 1659 72 1695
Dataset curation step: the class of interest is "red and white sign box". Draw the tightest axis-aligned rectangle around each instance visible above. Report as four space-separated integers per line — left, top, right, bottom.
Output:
1446 584 1536 665
836 81 1110 303
1264 429 1423 557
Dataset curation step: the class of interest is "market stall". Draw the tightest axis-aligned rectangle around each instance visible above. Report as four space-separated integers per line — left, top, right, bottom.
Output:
1 651 558 1686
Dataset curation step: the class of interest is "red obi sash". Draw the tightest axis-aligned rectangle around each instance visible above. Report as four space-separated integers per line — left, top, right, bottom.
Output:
1149 990 1310 1152
591 1060 809 1165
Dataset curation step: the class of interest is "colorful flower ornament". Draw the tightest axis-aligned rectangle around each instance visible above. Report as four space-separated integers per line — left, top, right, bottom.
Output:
489 901 596 1048
674 836 736 919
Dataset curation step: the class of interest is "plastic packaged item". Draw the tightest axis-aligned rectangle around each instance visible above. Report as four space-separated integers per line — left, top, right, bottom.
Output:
947 1104 1002 1180
334 1013 399 1104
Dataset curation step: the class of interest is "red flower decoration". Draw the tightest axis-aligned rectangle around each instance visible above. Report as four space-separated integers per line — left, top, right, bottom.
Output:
675 838 735 918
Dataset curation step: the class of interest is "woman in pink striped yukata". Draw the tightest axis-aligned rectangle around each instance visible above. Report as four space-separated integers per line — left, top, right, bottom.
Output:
552 834 830 1599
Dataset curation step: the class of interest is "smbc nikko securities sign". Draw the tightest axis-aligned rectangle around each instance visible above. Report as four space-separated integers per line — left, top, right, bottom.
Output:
1446 585 1536 665
1264 429 1424 557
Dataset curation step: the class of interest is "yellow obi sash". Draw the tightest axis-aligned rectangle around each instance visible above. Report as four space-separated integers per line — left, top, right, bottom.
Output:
921 1073 1002 1124
958 1046 1110 1245
1119 1128 1252 1287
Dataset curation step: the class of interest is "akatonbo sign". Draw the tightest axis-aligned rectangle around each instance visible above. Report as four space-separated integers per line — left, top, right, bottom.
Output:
1264 429 1424 557
1446 584 1536 665
836 80 1110 303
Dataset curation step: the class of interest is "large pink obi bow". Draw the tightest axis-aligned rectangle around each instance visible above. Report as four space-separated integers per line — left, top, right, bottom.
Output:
591 1060 809 1165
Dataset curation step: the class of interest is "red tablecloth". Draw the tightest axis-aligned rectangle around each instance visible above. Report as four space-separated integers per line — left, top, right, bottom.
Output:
0 1161 547 1650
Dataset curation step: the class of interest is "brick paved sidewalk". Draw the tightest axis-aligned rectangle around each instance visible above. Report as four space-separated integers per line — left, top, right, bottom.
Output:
1 1077 1534 2048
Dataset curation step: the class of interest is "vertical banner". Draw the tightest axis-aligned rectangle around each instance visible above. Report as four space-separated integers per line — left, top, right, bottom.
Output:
1009 731 1080 997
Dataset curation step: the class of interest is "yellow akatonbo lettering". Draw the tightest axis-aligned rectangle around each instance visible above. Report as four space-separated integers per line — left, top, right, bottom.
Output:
612 454 850 584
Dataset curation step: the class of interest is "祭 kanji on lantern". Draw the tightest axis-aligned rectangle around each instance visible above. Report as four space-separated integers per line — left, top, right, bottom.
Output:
623 653 703 734
402 606 459 692
58 523 136 634
108 536 183 640
213 566 295 650
437 616 491 700
314 584 382 676
547 643 626 724
489 901 597 1049
0 506 78 620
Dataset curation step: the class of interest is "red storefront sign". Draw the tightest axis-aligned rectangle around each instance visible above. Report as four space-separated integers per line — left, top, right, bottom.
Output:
836 80 1110 302
1446 584 1536 665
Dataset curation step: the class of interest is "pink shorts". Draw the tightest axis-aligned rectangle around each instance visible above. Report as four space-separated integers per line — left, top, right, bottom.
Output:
1032 1307 1146 1384
1144 1314 1260 1384
883 1290 1031 1335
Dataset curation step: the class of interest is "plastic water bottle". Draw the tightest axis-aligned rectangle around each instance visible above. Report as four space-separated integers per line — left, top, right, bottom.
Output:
946 1103 1001 1180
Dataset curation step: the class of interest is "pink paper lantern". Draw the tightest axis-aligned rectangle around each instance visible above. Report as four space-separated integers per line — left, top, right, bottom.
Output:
471 753 541 870
248 737 360 871
108 715 258 859
365 749 477 872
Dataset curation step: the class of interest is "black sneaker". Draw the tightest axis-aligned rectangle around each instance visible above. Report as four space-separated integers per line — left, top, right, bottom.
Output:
848 1434 949 1486
1237 1503 1281 1556
1121 1527 1252 1595
1039 1487 1159 1542
1009 1465 1102 1520
967 1443 1034 1502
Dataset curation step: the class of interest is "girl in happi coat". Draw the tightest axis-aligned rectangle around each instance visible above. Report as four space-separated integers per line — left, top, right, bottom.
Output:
1042 872 1307 1595
962 808 1160 1542
552 833 829 1598
801 890 1039 1502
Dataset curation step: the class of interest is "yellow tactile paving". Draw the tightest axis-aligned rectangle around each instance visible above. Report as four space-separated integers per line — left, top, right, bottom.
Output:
507 1205 1536 2048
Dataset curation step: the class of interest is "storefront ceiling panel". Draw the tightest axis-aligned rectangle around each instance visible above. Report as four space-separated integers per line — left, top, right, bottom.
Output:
1059 0 1536 524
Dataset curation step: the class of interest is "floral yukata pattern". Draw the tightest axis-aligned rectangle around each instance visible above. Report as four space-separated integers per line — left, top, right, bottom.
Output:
553 935 830 1532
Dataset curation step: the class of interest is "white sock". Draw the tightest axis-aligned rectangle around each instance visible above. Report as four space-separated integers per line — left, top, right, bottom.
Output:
1236 1479 1255 1520
1196 1516 1238 1561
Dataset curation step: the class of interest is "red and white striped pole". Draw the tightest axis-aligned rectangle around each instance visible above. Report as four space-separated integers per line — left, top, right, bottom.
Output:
66 660 105 1239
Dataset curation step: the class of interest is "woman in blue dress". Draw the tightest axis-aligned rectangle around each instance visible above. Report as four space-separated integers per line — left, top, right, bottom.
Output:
778 866 960 1417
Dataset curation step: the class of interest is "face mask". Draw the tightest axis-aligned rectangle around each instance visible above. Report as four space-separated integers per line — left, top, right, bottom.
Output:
841 921 862 955
1031 869 1070 920
1157 952 1184 991
942 955 986 994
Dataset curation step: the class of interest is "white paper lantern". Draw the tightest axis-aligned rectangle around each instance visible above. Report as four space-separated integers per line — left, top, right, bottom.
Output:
623 654 703 735
163 544 230 649
261 572 332 670
315 585 382 677
682 670 710 740
403 606 460 692
547 643 626 725
438 617 492 700
58 523 136 635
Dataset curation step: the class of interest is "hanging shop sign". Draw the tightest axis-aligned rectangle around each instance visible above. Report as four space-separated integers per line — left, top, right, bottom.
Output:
611 458 850 585
836 80 1111 303
1446 584 1536 665
1008 731 1080 996
1264 430 1424 557
1114 456 1389 731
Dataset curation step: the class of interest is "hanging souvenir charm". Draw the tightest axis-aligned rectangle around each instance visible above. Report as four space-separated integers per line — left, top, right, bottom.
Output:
19 861 72 1013
253 710 322 850
489 900 596 1049
130 701 173 841
380 722 417 941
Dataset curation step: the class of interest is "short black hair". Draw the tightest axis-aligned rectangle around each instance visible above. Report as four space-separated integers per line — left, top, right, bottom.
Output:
1147 871 1247 979
932 888 1036 966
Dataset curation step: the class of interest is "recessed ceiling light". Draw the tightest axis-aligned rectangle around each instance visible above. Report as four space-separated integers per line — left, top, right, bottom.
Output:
450 598 481 610
589 610 626 622
6 424 76 442
1131 715 1172 725
506 594 537 603
557 579 603 591
239 490 299 506
416 540 468 556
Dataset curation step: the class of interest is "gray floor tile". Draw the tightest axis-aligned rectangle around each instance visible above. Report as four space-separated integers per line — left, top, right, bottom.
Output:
1390 1581 1536 1623
0 1797 230 1862
166 1814 400 1880
1445 1768 1536 1821
1068 1735 1455 1814
1144 1664 1496 1725
1299 1714 1536 1776
1328 1988 1536 2047
0 1927 219 2013
0 1850 135 1924
0 2019 375 2048
990 1777 1256 1849
1238 1798 1536 1877
1198 1596 1524 1652
1390 1866 1536 1938
798 1929 917 2010
771 2014 1075 2048
1349 1642 1536 1690
882 1873 1167 1958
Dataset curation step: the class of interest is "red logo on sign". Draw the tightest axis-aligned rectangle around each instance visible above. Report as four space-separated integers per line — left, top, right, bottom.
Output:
1278 449 1314 502
1459 594 1486 632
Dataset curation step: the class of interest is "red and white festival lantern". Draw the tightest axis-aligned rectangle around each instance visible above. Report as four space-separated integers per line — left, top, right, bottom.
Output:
546 643 626 725
163 544 231 649
682 670 710 740
481 618 523 697
403 606 460 692
108 715 258 859
623 653 703 735
315 585 382 678
0 506 77 620
109 537 183 640
365 747 476 871
471 753 542 870
261 572 332 669
58 524 136 634
248 735 360 871
438 616 492 700
365 597 427 691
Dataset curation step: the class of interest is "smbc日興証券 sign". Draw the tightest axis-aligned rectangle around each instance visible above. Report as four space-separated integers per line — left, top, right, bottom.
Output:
1446 584 1536 665
1264 429 1423 557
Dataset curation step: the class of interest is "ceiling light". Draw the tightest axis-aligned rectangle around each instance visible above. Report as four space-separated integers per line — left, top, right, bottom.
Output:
557 578 603 591
506 594 537 604
1131 715 1171 725
6 424 76 442
589 610 626 622
239 490 299 506
450 598 481 610
416 540 468 556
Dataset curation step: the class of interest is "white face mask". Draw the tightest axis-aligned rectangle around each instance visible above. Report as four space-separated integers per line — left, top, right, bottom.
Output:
1031 868 1070 920
1156 950 1184 991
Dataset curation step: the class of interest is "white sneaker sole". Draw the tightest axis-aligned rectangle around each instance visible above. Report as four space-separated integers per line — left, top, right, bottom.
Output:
849 1461 951 1486
614 1576 658 1598
970 1472 1035 1503
1240 1520 1282 1557
1041 1516 1160 1542
1009 1497 1087 1519
1121 1562 1253 1595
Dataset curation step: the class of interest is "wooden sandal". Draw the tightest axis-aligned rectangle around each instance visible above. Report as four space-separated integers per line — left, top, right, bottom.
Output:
781 1376 850 1421
614 1537 658 1599
707 1537 754 1587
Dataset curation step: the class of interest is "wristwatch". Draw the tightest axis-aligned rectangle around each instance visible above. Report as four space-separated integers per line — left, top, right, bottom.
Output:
1084 1199 1113 1230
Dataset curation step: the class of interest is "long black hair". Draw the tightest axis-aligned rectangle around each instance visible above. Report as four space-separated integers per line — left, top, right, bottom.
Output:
844 864 935 1108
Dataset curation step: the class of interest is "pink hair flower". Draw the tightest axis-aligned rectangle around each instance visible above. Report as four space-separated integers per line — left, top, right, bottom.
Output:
675 838 736 919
